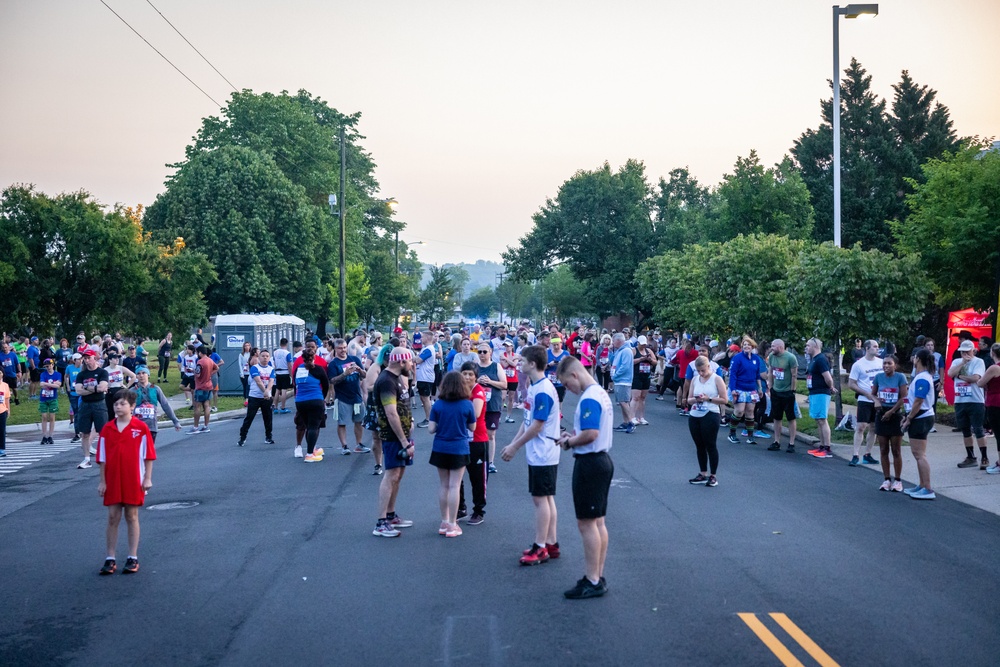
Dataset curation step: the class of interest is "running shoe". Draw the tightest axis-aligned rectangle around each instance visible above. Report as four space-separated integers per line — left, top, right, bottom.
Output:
519 544 550 566
293 446 304 458
638 418 649 425
680 410 690 417
546 542 560 559
340 447 351 456
389 516 413 528
753 430 770 439
439 521 450 535
416 419 430 428
689 474 709 484
879 479 891 491
373 522 401 538
505 417 516 423
373 464 383 475
354 444 371 454
210 406 218 413
745 437 758 446
564 576 606 600
264 438 275 445
314 448 325 456
0 450 5 457
613 423 629 432
980 457 989 471
186 427 201 435
849 456 860 466
903 486 924 496
99 558 116 575
89 445 97 455
122 557 139 574
199 426 211 433
821 447 834 458
468 514 485 526
862 454 878 465
624 423 635 434
706 475 718 487
456 510 468 521
957 456 978 468
910 488 936 500
71 435 82 444
237 439 245 447
279 408 291 414
890 480 904 492
741 429 749 437
808 448 824 457
78 459 92 469
727 434 739 444
786 444 796 454
488 463 498 474
444 523 463 538
986 464 1000 475
304 453 323 463
767 443 781 451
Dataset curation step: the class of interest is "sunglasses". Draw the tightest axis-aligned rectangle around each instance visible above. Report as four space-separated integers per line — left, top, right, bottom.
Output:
477 350 490 354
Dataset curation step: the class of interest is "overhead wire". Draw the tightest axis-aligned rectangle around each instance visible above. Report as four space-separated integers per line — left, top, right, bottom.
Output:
144 0 239 92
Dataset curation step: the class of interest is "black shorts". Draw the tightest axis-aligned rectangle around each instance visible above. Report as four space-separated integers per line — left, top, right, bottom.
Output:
631 374 651 391
485 411 501 431
294 400 327 430
180 374 195 389
528 464 558 497
770 391 796 421
572 452 614 519
906 415 934 440
29 368 41 382
417 381 434 397
874 410 903 437
556 385 566 403
429 450 470 470
434 365 442 387
856 401 876 424
275 374 292 391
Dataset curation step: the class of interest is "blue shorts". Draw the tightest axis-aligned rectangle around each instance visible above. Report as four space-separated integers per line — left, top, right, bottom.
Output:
730 390 760 405
383 440 414 470
194 389 213 404
809 394 831 420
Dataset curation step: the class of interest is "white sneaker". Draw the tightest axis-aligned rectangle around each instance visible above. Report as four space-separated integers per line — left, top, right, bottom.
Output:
638 418 649 425
890 480 904 492
878 479 891 491
89 446 97 455
340 447 352 456
294 446 303 458
187 427 201 435
78 459 92 469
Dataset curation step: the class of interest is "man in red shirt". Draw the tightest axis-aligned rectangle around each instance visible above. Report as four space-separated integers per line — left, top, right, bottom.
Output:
673 339 700 415
189 348 218 434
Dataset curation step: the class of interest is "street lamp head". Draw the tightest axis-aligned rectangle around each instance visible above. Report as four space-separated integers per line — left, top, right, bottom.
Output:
842 4 878 19
385 197 398 211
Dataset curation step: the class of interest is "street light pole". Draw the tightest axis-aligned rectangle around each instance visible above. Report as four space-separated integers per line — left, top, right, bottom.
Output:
338 126 347 338
832 3 878 248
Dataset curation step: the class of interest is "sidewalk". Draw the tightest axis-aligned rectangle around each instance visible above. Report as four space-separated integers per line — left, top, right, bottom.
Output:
776 396 1000 515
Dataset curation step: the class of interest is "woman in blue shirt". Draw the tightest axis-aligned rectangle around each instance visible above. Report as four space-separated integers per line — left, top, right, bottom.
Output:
428 371 476 538
294 350 330 463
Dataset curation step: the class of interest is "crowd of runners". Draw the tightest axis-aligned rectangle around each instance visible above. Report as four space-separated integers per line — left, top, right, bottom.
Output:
1 322 998 597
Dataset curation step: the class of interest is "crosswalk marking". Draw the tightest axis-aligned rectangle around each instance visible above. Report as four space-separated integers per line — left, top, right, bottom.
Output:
0 440 81 478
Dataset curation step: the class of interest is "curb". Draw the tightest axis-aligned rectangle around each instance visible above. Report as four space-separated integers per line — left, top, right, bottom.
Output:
6 408 247 434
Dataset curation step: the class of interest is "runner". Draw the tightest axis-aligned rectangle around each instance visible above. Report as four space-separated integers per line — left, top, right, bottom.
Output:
0 374 9 457
979 343 1000 473
872 356 907 491
74 350 109 469
328 339 370 456
65 353 83 443
104 352 136 421
948 340 988 469
673 339 700 415
132 366 182 442
500 345 561 565
685 355 728 487
449 338 476 371
294 349 330 463
239 349 275 448
766 339 799 453
187 348 217 434
500 340 521 423
362 343 393 475
238 342 253 406
38 358 62 444
209 348 224 413
372 348 416 537
413 337 437 428
901 349 936 499
726 337 767 445
610 334 636 434
428 370 477 538
176 344 197 406
0 341 21 406
272 338 294 414
630 336 656 426
594 334 613 391
847 340 884 466
556 355 614 599
26 336 41 399
805 338 837 459
457 361 489 525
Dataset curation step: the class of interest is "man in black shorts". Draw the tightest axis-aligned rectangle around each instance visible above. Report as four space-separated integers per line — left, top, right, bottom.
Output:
372 348 416 538
557 355 613 599
767 339 799 453
476 342 507 473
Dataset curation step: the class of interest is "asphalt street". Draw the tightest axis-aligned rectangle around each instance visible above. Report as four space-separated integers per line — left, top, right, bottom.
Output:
2 393 999 666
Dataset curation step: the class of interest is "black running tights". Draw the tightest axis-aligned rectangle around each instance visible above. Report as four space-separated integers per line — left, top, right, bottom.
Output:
689 412 720 474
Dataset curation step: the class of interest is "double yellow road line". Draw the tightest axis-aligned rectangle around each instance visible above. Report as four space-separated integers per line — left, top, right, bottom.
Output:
738 613 840 667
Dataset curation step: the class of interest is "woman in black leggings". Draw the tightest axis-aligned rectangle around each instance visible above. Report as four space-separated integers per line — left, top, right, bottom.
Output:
685 356 728 487
157 333 173 381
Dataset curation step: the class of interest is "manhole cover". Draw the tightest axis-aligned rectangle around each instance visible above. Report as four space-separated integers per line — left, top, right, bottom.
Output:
146 501 201 511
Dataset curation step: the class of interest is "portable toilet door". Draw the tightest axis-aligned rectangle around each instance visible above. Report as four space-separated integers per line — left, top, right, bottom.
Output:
213 315 256 396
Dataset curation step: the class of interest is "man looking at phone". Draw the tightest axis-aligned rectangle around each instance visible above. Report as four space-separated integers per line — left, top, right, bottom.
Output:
328 339 370 457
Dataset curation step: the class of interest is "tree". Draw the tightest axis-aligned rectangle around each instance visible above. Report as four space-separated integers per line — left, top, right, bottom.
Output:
788 242 930 417
895 145 1000 312
636 244 718 332
496 279 533 323
792 60 919 251
503 160 655 317
419 266 456 325
890 70 960 168
716 153 814 241
448 265 471 305
462 286 497 321
131 236 217 337
652 167 717 251
541 265 593 323
328 262 370 332
143 146 329 319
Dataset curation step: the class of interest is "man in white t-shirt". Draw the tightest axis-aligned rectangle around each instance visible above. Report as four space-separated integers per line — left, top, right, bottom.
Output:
500 344 561 566
847 340 884 466
949 340 988 469
413 343 436 427
556 355 613 600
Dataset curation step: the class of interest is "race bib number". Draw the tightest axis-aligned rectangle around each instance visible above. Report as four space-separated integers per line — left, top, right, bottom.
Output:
83 378 97 390
955 381 972 397
505 368 516 378
773 368 785 381
242 364 249 375
109 371 123 384
877 389 898 404
41 388 56 399
135 404 155 420
485 389 493 401
547 371 557 382
806 375 812 389
296 367 310 381
639 363 651 373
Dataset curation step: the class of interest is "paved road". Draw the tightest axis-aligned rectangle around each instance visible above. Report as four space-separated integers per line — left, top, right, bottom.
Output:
2 394 998 666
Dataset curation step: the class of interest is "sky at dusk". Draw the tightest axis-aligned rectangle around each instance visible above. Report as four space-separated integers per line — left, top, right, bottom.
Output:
1 0 997 266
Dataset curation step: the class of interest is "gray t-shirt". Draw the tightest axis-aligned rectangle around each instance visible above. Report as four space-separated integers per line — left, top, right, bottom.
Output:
950 356 986 403
478 361 503 413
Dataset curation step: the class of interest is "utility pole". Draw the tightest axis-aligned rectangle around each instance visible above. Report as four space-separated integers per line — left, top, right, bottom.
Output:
496 272 505 326
338 126 346 338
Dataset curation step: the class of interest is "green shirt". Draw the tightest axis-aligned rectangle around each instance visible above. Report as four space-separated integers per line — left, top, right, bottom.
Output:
767 351 798 393
12 342 27 364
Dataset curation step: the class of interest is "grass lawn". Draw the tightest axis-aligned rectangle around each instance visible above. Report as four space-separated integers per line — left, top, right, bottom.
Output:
795 379 857 406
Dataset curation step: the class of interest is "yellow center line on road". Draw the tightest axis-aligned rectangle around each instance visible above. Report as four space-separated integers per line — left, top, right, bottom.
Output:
769 613 841 667
737 613 806 667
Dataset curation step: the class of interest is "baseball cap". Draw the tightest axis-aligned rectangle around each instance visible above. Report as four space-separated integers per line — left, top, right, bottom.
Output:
503 340 514 347
394 327 403 335
638 335 648 345
709 339 719 348
135 365 150 374
42 358 54 365
81 350 98 358
71 353 82 360
728 344 740 352
958 340 976 352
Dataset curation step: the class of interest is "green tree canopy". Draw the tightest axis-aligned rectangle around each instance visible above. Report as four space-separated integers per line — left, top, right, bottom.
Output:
462 286 498 320
895 145 1000 312
419 266 457 325
716 153 814 241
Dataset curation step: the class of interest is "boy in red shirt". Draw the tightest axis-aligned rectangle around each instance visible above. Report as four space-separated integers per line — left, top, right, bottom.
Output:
96 389 155 575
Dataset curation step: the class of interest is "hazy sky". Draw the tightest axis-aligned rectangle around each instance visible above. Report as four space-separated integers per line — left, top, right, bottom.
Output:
2 1 997 266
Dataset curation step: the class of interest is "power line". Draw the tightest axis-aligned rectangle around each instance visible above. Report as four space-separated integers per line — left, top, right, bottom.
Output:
144 0 239 92
99 0 221 107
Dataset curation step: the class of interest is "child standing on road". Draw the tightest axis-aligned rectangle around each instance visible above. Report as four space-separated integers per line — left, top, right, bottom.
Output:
38 358 62 445
96 389 155 575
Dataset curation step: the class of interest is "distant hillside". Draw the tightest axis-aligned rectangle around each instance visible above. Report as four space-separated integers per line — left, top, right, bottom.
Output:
420 260 506 294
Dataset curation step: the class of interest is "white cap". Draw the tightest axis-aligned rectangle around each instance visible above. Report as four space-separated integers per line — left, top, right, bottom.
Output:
638 335 648 345
709 339 719 347
958 340 975 352
71 353 82 360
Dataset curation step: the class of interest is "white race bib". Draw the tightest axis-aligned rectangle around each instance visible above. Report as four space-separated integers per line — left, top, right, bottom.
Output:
773 368 785 381
877 389 898 404
135 404 155 420
806 375 812 389
955 381 972 397
639 363 651 373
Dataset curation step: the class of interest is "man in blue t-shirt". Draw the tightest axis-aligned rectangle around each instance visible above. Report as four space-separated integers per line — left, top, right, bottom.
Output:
0 342 21 406
38 359 62 444
26 337 41 399
328 339 371 456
